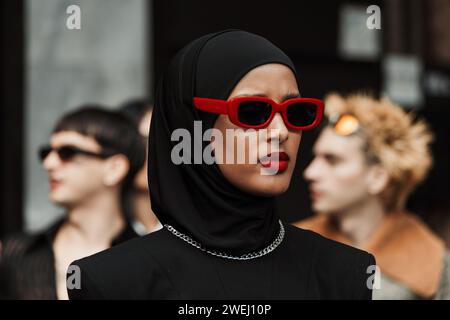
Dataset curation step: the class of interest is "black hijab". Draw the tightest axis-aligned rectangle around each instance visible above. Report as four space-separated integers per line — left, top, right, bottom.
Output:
149 30 299 256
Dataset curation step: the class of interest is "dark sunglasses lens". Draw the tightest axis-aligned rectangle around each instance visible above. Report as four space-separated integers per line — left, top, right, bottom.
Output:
286 102 318 127
38 146 51 161
57 146 77 161
237 101 272 126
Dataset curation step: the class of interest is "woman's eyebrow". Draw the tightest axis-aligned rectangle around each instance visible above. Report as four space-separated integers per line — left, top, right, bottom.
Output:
234 93 267 98
234 92 301 101
281 93 301 101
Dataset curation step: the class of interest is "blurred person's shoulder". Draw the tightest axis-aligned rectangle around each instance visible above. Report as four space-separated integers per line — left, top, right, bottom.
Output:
1 233 35 258
0 218 62 259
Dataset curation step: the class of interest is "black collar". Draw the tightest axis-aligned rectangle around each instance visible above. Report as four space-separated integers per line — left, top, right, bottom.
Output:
25 216 138 252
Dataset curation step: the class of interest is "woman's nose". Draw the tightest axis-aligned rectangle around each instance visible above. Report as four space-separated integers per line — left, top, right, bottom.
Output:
267 113 289 144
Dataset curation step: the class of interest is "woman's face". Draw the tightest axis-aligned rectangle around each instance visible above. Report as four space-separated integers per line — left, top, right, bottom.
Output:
213 63 302 197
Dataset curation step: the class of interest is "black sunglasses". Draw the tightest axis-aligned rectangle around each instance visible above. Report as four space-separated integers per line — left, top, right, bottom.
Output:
38 145 116 163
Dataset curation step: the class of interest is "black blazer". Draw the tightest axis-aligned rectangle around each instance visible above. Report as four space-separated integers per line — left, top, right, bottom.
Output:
68 224 376 300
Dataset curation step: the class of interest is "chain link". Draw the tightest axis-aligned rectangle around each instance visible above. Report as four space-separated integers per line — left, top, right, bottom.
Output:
164 220 285 260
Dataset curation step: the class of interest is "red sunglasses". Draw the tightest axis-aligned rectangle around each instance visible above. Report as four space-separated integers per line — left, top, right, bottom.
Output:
193 96 324 130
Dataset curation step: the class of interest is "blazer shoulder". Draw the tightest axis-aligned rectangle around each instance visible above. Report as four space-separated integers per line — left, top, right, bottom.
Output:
68 229 176 299
289 225 376 299
289 224 374 263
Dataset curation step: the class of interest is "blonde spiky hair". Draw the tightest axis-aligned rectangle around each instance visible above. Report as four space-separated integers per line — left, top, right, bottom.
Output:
324 93 434 211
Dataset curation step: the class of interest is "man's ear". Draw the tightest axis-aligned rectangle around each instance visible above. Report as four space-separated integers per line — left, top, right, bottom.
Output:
102 154 130 187
367 164 390 195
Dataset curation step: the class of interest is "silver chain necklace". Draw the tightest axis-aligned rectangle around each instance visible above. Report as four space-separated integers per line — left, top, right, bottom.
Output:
164 220 285 260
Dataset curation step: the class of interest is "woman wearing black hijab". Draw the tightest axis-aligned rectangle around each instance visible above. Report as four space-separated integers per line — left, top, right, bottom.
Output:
68 30 375 300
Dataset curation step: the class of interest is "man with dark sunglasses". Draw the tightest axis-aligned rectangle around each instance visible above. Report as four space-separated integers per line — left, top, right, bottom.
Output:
0 106 145 299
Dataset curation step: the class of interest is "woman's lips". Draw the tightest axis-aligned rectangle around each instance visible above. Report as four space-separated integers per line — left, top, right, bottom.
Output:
260 152 290 173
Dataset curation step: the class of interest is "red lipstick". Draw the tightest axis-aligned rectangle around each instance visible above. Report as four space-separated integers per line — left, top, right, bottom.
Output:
260 152 290 173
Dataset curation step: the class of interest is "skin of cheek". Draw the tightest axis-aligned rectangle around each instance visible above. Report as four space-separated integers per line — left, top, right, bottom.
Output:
50 161 106 206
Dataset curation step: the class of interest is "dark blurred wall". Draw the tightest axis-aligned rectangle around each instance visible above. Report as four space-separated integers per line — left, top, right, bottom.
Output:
1 0 24 238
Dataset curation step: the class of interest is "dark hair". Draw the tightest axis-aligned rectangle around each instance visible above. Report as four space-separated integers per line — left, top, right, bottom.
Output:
53 105 146 203
119 98 153 129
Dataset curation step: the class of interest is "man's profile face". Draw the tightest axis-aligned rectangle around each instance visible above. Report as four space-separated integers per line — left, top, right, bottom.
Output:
42 131 109 208
304 127 374 215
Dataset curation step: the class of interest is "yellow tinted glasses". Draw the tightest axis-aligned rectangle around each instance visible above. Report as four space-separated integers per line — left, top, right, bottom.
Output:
329 114 360 136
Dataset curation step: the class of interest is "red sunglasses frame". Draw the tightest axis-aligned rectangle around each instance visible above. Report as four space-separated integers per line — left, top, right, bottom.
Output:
193 96 324 130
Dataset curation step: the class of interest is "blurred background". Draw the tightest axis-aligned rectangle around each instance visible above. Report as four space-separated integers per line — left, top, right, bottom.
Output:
2 0 450 245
